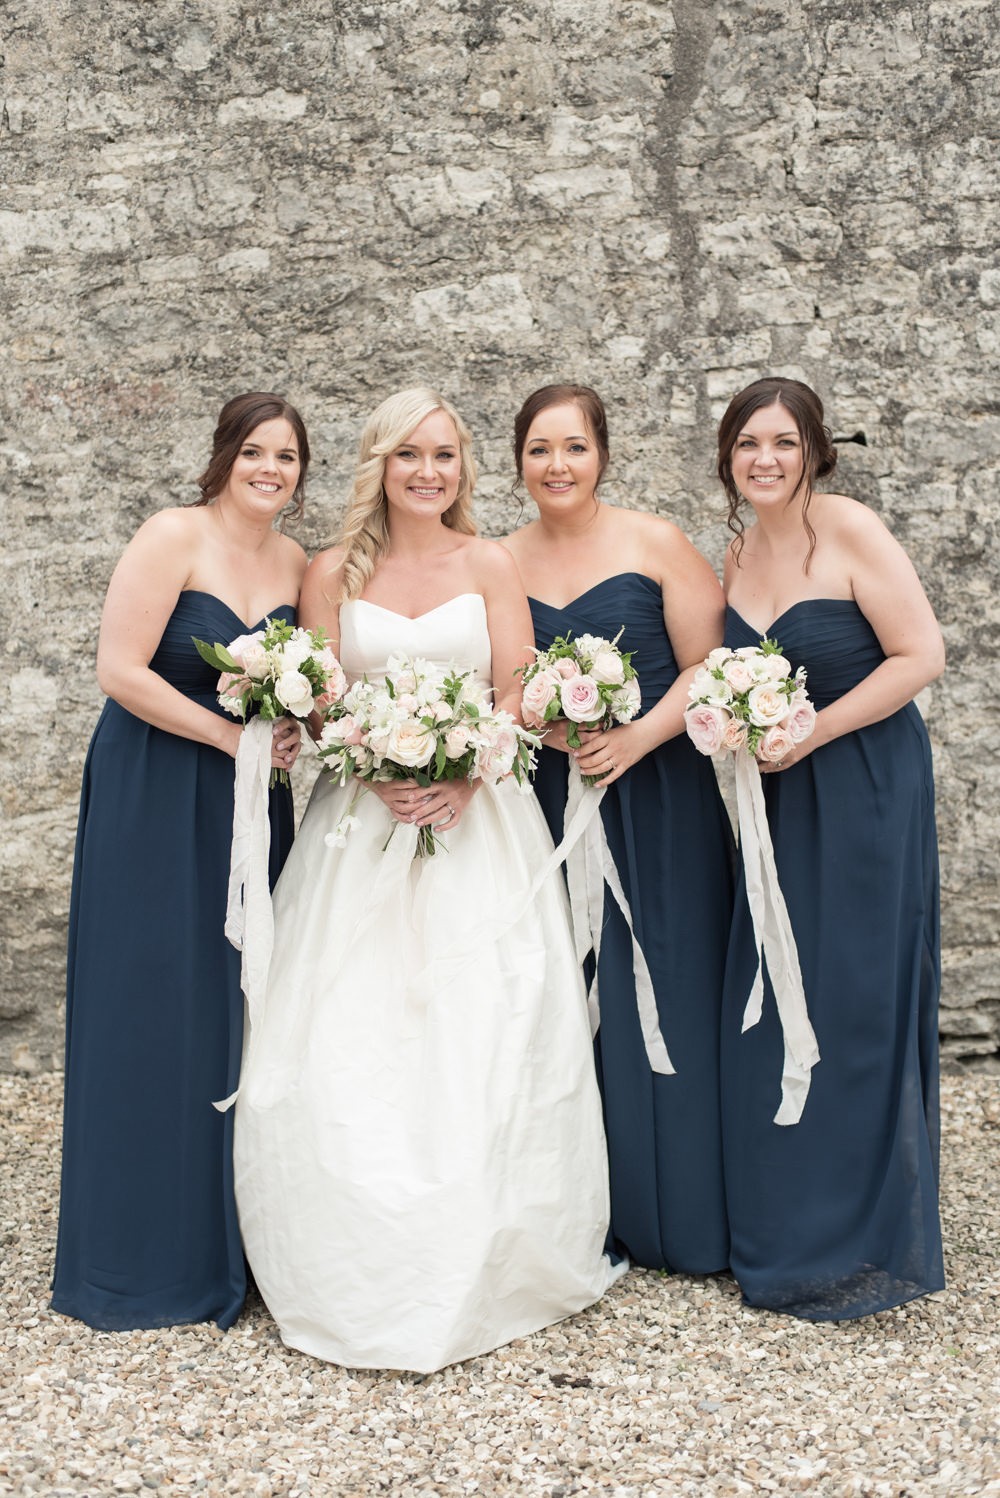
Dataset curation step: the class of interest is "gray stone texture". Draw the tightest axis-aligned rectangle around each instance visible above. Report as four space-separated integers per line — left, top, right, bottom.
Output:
2 0 997 1070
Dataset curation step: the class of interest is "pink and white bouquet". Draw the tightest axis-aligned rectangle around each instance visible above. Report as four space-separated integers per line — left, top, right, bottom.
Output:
684 638 816 764
519 631 641 785
317 653 539 856
193 616 346 784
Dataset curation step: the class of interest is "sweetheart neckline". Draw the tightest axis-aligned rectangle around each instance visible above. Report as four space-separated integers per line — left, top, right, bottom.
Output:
726 597 860 637
527 571 661 612
179 589 296 631
347 592 486 622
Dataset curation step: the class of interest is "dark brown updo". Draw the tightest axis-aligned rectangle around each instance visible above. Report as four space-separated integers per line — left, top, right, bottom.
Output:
717 377 837 568
195 392 310 521
512 384 610 489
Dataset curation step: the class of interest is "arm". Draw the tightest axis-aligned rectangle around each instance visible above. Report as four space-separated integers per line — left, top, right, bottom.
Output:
97 511 300 769
97 511 243 757
573 523 726 786
764 505 944 774
298 548 344 742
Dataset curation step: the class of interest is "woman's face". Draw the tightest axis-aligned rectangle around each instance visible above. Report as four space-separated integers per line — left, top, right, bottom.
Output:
729 401 805 509
520 402 603 512
382 410 462 520
221 418 301 516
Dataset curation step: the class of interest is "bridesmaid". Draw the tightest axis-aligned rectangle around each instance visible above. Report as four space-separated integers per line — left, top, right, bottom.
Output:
717 375 945 1319
52 393 309 1329
502 383 734 1274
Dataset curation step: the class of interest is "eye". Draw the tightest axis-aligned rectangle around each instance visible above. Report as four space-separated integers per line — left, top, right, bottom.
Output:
436 450 457 461
737 439 756 449
527 445 548 457
278 451 298 462
568 443 587 453
241 446 261 458
778 438 799 448
396 448 415 459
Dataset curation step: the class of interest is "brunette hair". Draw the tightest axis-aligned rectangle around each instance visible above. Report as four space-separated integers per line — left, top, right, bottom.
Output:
512 384 610 489
717 376 836 569
336 388 478 603
195 392 310 521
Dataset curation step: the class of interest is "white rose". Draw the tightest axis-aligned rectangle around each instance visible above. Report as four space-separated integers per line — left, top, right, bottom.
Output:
274 670 314 717
386 718 437 768
444 724 472 758
693 671 734 707
589 647 626 686
574 633 607 659
723 658 757 695
763 653 792 682
747 682 789 728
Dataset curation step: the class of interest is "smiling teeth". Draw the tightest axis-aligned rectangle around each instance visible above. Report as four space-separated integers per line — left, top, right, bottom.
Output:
251 482 280 492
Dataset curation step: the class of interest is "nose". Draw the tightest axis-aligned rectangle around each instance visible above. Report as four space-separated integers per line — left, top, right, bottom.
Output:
549 449 568 473
416 452 436 479
754 446 777 468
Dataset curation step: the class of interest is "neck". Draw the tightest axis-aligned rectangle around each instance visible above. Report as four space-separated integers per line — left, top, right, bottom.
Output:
535 495 603 542
385 510 453 560
211 498 276 553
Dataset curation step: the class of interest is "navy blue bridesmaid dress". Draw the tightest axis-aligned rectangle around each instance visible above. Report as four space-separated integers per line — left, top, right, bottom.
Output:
529 573 735 1273
722 600 943 1319
52 592 295 1330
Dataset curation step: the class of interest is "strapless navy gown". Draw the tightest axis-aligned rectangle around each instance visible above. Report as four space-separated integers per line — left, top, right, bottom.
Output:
529 573 735 1273
723 600 943 1319
52 592 295 1330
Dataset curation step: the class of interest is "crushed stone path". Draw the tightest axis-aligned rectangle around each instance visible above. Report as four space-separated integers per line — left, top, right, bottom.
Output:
1 1072 998 1497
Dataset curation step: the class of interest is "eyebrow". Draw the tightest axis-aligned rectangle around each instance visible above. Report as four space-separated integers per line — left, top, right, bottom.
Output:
739 429 799 440
528 433 589 443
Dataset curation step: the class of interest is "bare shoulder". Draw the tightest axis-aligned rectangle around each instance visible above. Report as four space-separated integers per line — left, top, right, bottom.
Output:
132 504 203 545
818 492 899 554
274 529 308 571
467 535 524 587
498 518 539 555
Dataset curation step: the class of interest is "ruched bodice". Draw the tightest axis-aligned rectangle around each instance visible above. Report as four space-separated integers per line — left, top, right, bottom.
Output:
340 594 493 695
148 590 296 704
527 571 734 1273
529 572 676 713
725 599 888 709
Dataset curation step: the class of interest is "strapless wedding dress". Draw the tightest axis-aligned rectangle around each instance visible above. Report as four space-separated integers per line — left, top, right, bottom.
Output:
234 593 622 1371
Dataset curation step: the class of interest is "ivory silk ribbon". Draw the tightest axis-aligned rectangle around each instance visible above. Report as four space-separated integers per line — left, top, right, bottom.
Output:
215 717 275 1113
734 753 820 1125
561 761 674 1076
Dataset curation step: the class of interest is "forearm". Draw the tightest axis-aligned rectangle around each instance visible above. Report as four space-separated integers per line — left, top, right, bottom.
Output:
810 655 941 750
98 663 241 756
625 665 700 753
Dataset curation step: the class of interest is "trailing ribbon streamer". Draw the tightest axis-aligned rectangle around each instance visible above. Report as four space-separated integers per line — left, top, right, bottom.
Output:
562 761 674 1076
215 717 275 1112
734 753 820 1124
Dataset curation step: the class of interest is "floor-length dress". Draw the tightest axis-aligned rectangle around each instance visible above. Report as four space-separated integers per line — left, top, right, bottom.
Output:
722 600 943 1319
528 572 735 1273
52 592 295 1330
234 593 621 1372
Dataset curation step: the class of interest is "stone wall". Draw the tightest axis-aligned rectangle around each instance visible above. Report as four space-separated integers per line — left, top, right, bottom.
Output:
2 0 997 1071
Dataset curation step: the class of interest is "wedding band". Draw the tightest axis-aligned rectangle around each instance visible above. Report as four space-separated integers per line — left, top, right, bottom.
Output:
443 804 455 822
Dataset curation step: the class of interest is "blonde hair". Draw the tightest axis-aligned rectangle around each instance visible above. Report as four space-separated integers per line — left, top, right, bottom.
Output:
336 388 478 602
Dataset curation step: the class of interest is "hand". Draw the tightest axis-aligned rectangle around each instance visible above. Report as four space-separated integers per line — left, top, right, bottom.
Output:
271 717 302 771
537 719 575 754
365 777 479 830
758 739 816 776
571 721 652 788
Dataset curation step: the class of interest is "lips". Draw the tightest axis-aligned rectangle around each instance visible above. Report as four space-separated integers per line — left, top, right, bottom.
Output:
250 481 281 493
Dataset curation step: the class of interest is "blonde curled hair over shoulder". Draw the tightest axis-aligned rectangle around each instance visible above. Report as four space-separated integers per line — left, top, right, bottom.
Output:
335 388 478 602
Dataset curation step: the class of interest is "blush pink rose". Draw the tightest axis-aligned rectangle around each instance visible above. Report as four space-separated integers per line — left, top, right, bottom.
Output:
723 657 757 695
685 703 729 757
758 724 795 763
785 699 817 744
723 715 749 752
521 669 561 727
560 675 602 724
552 657 582 680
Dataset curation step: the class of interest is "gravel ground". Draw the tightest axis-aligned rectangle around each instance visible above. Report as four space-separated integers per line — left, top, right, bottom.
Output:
1 1072 998 1498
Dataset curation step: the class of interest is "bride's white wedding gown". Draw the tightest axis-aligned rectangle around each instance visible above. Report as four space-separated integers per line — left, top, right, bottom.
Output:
234 593 623 1372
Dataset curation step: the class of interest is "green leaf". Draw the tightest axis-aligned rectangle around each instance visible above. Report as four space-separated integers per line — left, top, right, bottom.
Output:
435 740 447 777
192 637 241 671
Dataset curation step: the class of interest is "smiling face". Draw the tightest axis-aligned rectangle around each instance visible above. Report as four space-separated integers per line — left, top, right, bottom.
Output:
729 401 806 510
382 409 462 520
219 418 302 517
520 402 603 512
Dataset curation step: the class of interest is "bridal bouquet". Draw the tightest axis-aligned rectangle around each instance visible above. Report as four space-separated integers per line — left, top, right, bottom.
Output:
193 617 346 785
685 638 820 1127
317 653 539 856
683 639 816 763
519 631 641 785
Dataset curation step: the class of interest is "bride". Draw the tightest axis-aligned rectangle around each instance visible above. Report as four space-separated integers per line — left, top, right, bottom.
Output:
234 388 623 1372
